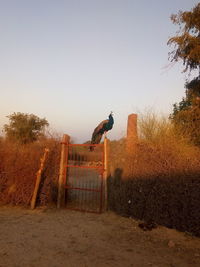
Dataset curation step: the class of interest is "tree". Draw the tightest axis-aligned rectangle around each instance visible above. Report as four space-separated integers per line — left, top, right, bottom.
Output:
4 112 49 144
168 3 200 145
167 3 200 74
170 78 200 145
171 78 200 116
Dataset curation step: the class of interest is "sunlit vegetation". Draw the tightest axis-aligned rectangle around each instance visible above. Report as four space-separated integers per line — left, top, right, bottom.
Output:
0 3 200 237
108 111 200 236
168 3 200 145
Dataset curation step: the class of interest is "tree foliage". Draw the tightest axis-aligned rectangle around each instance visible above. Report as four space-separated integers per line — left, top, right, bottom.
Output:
168 3 200 145
171 78 200 145
167 3 200 73
4 112 49 144
172 78 200 115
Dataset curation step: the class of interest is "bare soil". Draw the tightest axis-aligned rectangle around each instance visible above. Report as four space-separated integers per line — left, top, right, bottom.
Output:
0 206 200 267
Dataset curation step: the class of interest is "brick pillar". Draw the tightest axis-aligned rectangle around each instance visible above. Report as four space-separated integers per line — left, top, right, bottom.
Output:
126 114 138 153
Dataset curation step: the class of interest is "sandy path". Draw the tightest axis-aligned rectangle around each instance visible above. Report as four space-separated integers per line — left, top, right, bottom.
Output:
0 206 200 267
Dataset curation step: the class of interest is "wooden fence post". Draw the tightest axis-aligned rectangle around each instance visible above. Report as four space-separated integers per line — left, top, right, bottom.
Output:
31 148 49 210
104 137 110 211
57 134 70 208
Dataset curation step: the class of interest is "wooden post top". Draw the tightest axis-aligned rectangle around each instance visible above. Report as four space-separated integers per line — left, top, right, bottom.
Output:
62 134 70 143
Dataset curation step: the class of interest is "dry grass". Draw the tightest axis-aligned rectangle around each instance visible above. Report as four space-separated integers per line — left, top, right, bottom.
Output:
0 111 200 235
110 111 200 177
108 111 200 236
0 138 60 206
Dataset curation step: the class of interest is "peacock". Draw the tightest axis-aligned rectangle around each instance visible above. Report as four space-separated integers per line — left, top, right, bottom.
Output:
90 112 114 151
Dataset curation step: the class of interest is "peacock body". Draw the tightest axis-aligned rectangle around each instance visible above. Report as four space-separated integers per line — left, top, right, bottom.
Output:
90 113 114 151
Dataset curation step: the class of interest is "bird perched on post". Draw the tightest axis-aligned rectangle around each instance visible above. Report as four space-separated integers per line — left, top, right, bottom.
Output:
90 112 114 151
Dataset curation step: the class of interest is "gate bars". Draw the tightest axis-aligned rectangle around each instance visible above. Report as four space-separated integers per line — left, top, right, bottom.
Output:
66 143 104 213
57 134 109 213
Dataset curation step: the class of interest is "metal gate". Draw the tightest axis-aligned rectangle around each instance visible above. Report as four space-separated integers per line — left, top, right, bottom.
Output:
64 143 104 213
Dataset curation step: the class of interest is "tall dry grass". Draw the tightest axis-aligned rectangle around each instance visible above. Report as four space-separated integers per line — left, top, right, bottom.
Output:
110 111 200 177
135 111 200 175
0 138 60 206
108 111 200 236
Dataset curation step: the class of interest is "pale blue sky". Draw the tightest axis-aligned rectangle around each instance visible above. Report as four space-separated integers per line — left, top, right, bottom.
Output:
0 0 198 142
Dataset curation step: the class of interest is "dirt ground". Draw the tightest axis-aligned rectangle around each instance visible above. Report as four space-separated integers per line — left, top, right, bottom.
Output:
0 206 200 267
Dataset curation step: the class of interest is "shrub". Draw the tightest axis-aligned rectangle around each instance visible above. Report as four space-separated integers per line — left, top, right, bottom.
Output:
0 138 60 206
4 112 49 144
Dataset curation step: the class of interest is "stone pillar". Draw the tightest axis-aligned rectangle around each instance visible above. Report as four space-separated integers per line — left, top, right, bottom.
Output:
126 114 138 153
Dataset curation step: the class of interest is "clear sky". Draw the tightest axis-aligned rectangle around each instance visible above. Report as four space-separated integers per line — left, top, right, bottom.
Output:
0 0 198 142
